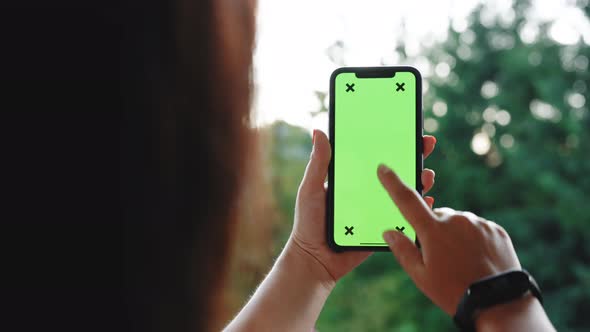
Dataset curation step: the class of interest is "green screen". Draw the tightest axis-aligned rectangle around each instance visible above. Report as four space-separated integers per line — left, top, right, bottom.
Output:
333 70 419 247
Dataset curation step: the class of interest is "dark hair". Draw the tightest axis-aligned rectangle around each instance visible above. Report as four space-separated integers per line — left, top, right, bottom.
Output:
121 1 256 331
2 1 255 332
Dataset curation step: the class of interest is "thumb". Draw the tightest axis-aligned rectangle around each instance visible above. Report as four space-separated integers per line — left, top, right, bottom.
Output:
298 130 331 196
383 230 424 279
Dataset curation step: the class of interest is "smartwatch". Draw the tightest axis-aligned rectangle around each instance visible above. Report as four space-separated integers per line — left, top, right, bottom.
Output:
453 269 543 332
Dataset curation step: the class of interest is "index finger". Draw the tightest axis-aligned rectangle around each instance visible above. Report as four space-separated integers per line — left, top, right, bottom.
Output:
377 164 436 236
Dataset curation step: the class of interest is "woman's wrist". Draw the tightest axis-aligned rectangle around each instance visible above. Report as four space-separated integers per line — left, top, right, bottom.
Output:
225 239 335 331
281 239 336 294
475 293 554 331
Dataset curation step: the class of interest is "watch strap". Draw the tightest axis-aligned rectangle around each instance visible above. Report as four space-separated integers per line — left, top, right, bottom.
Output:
453 269 543 332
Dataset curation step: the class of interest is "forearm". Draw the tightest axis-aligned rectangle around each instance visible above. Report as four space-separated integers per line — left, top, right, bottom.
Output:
225 240 335 332
476 294 555 332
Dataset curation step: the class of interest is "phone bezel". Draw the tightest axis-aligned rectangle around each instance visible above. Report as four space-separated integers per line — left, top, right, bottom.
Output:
326 66 424 252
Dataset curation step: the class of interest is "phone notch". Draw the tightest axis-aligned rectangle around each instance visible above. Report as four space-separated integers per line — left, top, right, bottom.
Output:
355 69 396 79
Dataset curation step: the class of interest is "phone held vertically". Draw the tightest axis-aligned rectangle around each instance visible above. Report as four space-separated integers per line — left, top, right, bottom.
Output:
327 66 423 251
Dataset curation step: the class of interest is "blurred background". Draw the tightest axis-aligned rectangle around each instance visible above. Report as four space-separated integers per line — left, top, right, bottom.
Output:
229 0 590 331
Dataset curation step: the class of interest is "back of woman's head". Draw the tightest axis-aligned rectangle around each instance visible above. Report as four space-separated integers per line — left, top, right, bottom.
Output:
3 1 255 330
120 0 256 331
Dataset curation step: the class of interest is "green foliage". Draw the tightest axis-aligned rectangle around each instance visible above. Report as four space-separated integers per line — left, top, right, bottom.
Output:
265 1 590 330
266 121 312 255
421 4 590 331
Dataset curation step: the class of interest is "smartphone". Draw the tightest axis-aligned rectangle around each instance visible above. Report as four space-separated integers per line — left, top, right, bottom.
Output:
327 66 423 251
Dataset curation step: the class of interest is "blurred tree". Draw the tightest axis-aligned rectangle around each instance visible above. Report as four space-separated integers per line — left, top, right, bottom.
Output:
266 121 312 254
420 2 590 330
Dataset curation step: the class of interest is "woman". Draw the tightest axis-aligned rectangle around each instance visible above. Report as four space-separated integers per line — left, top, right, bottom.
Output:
115 0 555 331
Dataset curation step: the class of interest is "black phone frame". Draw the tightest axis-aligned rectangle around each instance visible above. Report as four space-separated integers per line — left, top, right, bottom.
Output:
326 66 424 252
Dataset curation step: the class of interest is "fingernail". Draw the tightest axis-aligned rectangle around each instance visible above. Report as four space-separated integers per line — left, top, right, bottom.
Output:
425 168 435 179
378 164 391 175
310 130 317 157
383 231 396 244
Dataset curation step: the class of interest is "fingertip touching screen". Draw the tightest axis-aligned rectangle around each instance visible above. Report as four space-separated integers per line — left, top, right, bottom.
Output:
330 68 421 249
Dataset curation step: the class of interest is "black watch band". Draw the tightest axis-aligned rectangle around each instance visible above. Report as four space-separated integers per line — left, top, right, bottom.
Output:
453 269 543 332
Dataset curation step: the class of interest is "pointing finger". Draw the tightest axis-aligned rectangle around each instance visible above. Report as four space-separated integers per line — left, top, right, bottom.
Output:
377 164 436 236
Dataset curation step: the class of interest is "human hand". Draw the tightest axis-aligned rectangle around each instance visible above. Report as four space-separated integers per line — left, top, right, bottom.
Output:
377 166 521 315
285 130 437 289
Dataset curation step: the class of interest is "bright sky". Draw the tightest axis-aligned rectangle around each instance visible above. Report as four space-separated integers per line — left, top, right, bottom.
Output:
252 0 590 132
